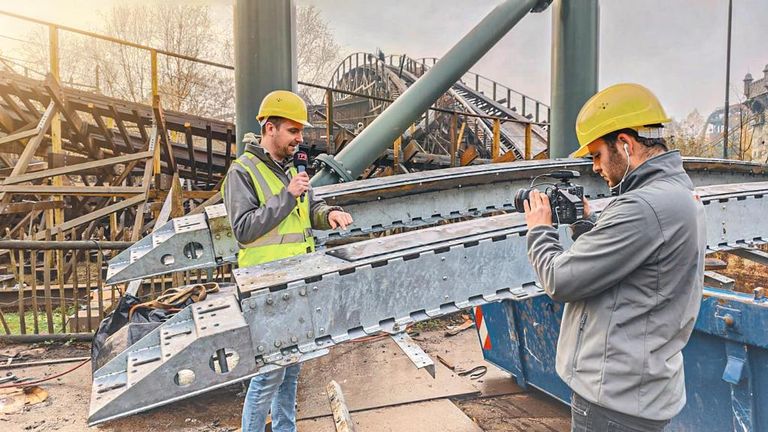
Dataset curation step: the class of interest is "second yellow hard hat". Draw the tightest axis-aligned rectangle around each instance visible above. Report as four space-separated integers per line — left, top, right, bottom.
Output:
572 83 670 158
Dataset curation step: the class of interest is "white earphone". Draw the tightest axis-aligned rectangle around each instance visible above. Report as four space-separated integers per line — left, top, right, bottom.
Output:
610 140 632 195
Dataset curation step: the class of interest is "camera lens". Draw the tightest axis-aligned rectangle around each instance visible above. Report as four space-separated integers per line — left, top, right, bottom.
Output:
514 188 531 213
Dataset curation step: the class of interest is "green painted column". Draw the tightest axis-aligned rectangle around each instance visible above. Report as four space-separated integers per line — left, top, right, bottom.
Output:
234 0 297 156
549 0 599 159
311 0 550 186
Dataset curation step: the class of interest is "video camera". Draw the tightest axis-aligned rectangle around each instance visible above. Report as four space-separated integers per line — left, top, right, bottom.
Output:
514 170 585 225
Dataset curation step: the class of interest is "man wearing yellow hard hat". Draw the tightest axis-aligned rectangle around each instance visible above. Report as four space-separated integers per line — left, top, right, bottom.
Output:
523 84 705 431
222 90 353 432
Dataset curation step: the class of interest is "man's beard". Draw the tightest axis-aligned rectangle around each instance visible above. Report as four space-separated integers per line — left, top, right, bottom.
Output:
605 144 628 187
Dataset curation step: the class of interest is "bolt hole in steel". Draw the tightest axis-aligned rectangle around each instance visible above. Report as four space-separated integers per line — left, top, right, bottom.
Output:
209 348 240 374
173 369 196 387
183 242 205 260
160 254 175 266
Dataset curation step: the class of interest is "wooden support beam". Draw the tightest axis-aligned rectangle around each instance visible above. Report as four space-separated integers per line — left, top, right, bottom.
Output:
0 101 55 203
460 145 479 166
131 126 158 241
0 185 144 197
206 125 213 186
184 123 197 181
0 127 42 147
8 81 41 116
33 194 146 239
152 96 177 173
0 108 16 133
0 200 67 214
0 91 35 124
110 105 135 152
90 106 119 155
4 150 152 185
0 161 46 178
44 74 85 135
133 110 150 143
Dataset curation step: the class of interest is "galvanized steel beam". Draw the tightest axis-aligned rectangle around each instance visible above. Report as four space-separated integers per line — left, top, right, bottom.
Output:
90 182 768 424
105 158 768 284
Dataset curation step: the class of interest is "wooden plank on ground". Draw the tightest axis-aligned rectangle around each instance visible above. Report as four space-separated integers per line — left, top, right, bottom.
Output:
298 399 483 432
296 337 479 420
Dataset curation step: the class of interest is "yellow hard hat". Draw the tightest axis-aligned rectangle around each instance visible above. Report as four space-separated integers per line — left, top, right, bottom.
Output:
257 90 312 127
572 83 670 158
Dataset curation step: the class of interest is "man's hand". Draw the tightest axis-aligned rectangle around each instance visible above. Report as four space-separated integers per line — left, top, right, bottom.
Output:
523 190 553 230
583 197 591 220
328 210 353 230
287 172 309 198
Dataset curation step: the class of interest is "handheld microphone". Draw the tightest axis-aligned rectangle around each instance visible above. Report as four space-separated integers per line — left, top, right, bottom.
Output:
293 151 309 202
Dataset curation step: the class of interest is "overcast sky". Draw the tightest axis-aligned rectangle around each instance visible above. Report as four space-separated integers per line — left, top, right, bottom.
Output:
0 0 766 120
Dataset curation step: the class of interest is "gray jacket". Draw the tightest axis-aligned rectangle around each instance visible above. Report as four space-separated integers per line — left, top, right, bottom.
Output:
526 150 705 420
223 141 341 246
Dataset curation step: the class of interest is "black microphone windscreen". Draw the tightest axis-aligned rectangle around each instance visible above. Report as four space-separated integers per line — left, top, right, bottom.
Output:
293 151 308 172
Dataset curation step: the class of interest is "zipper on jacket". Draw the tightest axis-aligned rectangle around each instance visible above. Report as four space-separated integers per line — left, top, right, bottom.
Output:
571 312 588 371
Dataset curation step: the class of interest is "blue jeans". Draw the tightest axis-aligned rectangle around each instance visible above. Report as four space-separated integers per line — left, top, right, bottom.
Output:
241 364 301 432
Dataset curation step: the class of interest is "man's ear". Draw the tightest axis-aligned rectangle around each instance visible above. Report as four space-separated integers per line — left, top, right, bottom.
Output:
617 132 634 155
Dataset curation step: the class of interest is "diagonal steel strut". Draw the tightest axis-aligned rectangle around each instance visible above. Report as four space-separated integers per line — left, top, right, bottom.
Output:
89 181 768 425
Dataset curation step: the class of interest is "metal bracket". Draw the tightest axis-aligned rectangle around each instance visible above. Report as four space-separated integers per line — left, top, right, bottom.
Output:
390 331 435 378
722 341 756 431
704 271 736 290
715 305 742 335
315 153 355 183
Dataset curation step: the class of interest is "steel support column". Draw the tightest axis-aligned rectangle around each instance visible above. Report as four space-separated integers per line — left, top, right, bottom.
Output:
234 0 297 156
549 0 599 158
310 0 550 186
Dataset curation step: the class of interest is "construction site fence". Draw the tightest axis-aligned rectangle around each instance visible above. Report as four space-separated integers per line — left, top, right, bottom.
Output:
0 236 234 338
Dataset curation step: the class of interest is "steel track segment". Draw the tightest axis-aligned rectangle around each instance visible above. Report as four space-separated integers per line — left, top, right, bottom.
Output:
315 157 768 241
105 158 768 285
90 182 768 425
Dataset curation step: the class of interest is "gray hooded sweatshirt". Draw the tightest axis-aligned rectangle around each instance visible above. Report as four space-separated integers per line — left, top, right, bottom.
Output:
526 150 705 420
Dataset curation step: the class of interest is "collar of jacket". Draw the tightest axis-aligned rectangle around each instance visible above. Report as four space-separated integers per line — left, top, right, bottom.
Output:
615 150 686 195
244 142 292 172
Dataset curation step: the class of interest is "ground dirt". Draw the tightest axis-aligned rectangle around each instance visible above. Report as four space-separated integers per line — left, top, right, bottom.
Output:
0 314 570 432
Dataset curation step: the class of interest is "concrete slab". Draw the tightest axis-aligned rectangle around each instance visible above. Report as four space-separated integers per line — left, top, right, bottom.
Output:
298 399 483 432
296 337 480 419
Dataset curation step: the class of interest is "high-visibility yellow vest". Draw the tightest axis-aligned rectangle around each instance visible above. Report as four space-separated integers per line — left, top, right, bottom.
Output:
222 152 314 267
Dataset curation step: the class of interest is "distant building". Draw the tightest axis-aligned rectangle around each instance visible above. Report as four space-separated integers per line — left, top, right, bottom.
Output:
743 65 768 161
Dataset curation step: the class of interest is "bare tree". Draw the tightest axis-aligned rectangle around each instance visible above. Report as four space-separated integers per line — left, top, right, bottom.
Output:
667 109 716 157
19 4 339 117
296 5 343 104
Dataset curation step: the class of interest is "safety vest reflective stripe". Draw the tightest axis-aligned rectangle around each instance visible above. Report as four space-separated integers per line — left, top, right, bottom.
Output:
237 154 275 202
239 228 313 248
